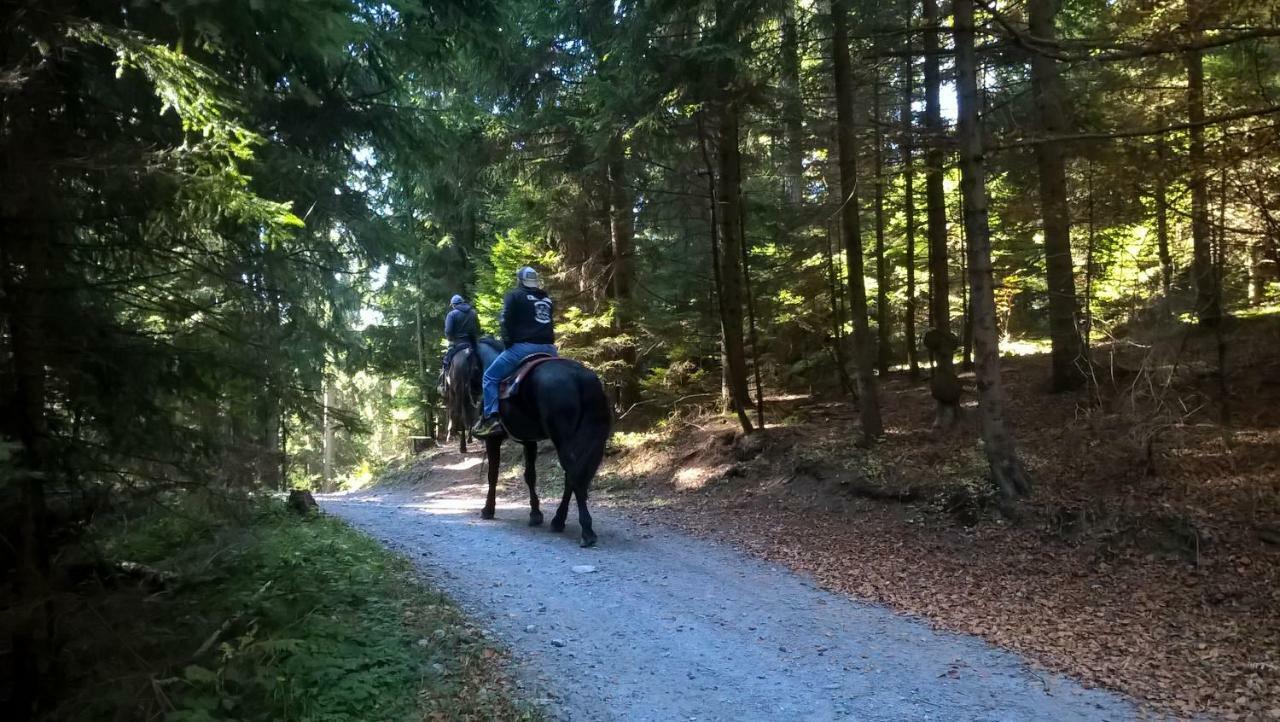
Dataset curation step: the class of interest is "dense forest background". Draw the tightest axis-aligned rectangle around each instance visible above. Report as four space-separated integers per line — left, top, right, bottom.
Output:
2 0 1279 717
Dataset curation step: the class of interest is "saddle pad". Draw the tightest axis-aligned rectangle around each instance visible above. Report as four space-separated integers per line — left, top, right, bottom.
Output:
499 354 560 400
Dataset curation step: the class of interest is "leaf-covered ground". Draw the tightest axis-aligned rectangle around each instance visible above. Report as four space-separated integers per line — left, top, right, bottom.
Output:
43 497 534 721
600 316 1280 721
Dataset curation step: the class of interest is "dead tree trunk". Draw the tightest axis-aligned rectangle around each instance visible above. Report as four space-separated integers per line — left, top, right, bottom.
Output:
832 0 884 443
954 0 1032 500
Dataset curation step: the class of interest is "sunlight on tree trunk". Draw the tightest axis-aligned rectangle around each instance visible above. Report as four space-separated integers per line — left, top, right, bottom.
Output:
954 0 1032 500
1029 0 1086 391
832 0 883 443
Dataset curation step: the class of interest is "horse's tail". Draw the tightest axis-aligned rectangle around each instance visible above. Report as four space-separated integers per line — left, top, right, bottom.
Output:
561 368 611 492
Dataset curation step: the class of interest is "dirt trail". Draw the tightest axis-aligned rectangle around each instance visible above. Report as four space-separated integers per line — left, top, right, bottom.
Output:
321 454 1139 722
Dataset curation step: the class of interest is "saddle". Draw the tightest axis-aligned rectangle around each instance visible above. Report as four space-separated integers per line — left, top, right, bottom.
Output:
498 353 561 400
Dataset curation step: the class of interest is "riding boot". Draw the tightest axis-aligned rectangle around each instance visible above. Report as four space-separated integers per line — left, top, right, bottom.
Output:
472 415 503 439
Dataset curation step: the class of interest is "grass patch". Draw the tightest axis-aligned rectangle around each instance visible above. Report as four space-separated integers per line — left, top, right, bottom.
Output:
47 495 535 722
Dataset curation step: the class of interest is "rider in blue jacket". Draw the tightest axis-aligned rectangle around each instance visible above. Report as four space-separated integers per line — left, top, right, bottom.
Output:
438 294 481 393
473 267 557 438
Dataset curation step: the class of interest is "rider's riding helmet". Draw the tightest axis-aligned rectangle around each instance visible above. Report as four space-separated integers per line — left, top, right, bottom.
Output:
450 294 465 306
516 266 542 289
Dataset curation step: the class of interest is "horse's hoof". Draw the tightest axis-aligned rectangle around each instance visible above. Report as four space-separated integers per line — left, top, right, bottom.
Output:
549 519 565 533
529 511 543 527
480 508 495 520
579 535 597 548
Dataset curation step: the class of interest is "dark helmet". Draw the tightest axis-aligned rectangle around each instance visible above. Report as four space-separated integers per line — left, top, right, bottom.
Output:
516 266 543 289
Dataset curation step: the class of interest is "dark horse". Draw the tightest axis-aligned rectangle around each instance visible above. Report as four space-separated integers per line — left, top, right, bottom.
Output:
442 345 480 453
475 338 611 547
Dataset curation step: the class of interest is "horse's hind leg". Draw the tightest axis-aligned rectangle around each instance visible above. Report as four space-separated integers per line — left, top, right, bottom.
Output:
481 438 501 519
524 442 542 526
574 483 596 548
550 480 572 533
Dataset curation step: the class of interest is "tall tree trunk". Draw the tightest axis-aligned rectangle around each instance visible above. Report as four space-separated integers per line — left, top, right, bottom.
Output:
739 196 766 427
2 229 54 721
923 0 950 336
699 111 754 433
832 0 884 442
958 180 974 370
900 15 921 380
1028 0 1085 390
322 377 336 491
415 303 434 440
954 0 1032 499
608 137 639 407
1185 4 1220 325
2 65 58 714
716 105 757 434
780 0 804 206
1155 137 1174 299
873 69 892 374
922 0 957 403
1085 163 1096 347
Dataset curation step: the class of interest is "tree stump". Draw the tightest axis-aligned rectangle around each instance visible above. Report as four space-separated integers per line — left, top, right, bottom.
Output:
288 489 319 516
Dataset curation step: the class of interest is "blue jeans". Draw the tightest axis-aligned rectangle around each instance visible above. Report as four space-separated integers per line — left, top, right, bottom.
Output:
482 342 557 417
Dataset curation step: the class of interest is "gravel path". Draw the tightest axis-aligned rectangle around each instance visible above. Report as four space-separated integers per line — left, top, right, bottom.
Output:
321 458 1138 722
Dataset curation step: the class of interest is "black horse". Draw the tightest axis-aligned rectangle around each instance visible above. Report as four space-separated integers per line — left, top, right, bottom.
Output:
475 338 611 547
442 345 480 454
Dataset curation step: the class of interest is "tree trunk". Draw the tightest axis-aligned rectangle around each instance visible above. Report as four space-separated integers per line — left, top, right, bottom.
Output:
1155 138 1174 299
715 105 757 434
922 0 958 402
608 137 639 407
3 227 55 721
900 17 921 380
923 0 950 336
832 0 884 442
738 195 766 427
958 180 974 370
416 303 432 437
780 0 804 206
698 110 754 433
1085 164 1096 346
1028 0 1085 390
873 69 892 375
826 221 857 397
954 0 1032 500
322 377 336 490
1185 4 1220 325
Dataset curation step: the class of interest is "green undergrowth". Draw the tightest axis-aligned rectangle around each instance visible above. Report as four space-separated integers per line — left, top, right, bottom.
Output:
48 495 534 722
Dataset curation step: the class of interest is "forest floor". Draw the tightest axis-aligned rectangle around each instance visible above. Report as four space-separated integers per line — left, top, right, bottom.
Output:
31 496 533 721
598 311 1280 721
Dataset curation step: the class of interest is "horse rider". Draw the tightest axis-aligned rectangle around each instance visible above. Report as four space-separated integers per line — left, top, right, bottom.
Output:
472 266 557 438
439 294 481 394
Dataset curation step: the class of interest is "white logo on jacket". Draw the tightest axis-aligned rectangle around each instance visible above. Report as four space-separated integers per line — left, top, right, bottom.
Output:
532 298 552 324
